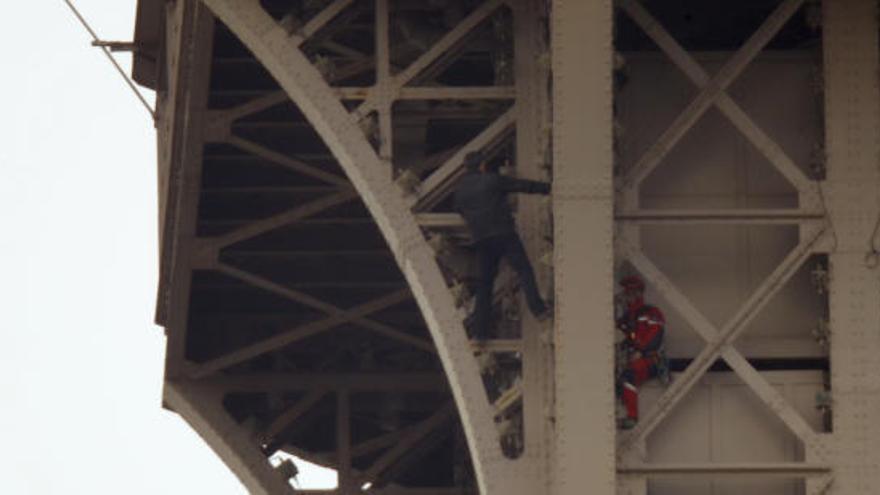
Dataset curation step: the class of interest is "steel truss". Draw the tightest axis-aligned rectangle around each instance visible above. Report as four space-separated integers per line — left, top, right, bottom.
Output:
151 0 880 493
161 0 554 492
609 0 873 492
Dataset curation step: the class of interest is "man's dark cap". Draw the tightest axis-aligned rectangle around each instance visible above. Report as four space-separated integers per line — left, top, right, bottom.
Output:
463 150 485 170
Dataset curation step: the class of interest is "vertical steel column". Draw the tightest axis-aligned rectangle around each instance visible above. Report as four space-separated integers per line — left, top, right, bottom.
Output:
513 0 552 491
823 0 880 492
160 0 214 377
551 1 616 494
336 390 353 493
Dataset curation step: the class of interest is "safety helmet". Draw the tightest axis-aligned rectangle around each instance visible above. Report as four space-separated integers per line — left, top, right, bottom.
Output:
619 275 645 292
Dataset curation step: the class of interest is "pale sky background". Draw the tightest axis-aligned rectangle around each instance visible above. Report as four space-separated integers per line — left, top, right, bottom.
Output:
1 2 332 493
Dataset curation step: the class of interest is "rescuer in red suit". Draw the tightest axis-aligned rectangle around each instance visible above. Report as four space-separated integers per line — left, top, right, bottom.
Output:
616 275 667 430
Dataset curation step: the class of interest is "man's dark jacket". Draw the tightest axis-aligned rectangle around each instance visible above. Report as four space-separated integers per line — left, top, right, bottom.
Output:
453 171 551 243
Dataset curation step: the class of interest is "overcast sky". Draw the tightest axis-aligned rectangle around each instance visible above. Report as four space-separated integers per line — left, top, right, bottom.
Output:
0 2 331 493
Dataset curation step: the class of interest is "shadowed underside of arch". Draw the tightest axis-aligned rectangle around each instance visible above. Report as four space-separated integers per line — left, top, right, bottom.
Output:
196 0 515 492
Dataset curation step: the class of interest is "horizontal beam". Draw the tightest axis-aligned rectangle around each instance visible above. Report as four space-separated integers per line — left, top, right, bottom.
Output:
418 209 825 228
204 372 449 392
618 462 831 478
335 86 516 100
615 209 825 225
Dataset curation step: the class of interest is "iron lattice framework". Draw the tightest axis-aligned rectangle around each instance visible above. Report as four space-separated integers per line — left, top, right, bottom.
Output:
136 0 880 493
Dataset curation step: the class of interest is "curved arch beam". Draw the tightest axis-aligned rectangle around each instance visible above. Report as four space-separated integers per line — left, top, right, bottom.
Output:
164 380 295 494
198 1 512 492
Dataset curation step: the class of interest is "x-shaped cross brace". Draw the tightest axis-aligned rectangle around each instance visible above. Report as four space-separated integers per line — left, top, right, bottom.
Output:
617 0 816 201
189 264 432 378
617 224 828 462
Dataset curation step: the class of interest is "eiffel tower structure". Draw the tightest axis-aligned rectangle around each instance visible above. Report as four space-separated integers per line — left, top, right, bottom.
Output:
132 0 880 493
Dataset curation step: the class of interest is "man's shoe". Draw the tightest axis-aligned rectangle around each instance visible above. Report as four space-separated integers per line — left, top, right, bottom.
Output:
618 417 638 430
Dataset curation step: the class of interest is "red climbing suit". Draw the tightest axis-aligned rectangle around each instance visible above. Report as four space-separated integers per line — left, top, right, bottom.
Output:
617 276 665 422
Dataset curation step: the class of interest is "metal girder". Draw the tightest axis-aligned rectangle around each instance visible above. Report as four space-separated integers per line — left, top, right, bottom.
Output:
617 462 831 478
200 189 358 252
206 372 448 393
212 264 432 352
337 390 354 492
198 1 516 491
297 489 473 495
616 0 816 198
357 403 456 486
353 0 506 119
351 424 420 459
224 135 349 186
617 0 805 192
617 226 827 458
823 0 880 493
615 209 825 225
206 91 289 130
492 383 522 415
164 380 295 494
191 283 424 377
375 0 392 163
335 86 517 101
160 0 215 375
265 387 331 441
294 0 355 42
419 210 826 229
552 1 616 494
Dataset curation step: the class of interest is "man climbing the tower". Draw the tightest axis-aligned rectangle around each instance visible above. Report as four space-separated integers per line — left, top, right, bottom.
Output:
616 275 669 430
453 150 552 342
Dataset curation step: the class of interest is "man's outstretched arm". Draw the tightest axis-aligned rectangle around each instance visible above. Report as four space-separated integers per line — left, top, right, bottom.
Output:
500 176 551 195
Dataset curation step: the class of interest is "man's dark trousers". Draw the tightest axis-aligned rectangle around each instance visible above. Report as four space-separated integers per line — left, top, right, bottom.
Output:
473 232 547 339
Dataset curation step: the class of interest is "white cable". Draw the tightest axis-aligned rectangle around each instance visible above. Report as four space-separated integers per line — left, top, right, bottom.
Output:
62 0 156 120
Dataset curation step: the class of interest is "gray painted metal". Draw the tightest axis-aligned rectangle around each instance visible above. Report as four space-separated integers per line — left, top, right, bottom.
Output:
196 0 520 492
823 0 880 493
551 1 616 494
142 0 880 493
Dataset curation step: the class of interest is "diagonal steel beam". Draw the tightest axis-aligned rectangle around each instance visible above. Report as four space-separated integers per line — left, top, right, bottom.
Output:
617 0 815 195
415 107 516 209
204 189 358 250
192 288 416 377
215 263 435 352
351 424 418 459
296 0 355 41
618 226 825 455
357 403 457 484
620 238 825 457
353 0 506 119
207 91 290 130
618 0 805 191
226 135 349 186
265 387 331 440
